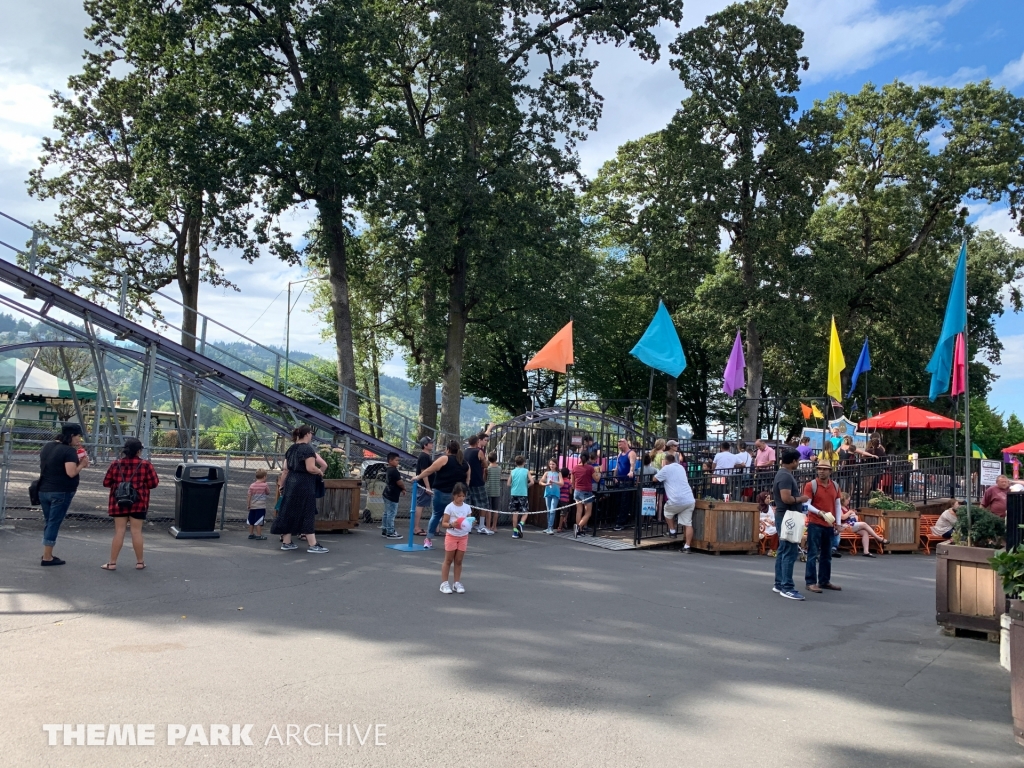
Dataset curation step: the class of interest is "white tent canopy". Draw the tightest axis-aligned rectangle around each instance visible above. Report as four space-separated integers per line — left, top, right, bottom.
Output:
0 358 96 399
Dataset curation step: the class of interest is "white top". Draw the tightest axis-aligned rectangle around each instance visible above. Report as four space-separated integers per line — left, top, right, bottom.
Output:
444 501 474 537
732 451 752 469
712 451 736 472
654 463 695 506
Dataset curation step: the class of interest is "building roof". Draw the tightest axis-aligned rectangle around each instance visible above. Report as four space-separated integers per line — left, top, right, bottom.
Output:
0 358 97 400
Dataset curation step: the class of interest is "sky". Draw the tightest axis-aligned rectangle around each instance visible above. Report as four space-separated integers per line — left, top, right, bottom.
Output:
0 0 1022 416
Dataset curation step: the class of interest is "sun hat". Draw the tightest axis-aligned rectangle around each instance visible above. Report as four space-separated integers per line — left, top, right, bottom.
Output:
816 461 833 470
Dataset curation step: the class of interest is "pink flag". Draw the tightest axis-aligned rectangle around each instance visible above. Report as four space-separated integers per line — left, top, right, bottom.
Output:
951 332 967 397
723 332 746 397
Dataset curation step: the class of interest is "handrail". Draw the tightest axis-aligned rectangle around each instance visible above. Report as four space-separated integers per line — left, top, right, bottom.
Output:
0 209 434 446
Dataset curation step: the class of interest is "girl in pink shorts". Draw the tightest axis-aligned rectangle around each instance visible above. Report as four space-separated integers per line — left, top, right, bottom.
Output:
440 483 472 594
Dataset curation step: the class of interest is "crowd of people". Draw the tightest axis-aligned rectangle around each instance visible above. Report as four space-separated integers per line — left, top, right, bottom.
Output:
27 421 1021 603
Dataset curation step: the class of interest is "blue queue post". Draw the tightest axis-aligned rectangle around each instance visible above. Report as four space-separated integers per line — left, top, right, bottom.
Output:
387 481 427 551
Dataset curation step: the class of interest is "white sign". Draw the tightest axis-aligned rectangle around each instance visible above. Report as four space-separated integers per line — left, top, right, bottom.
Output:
980 459 1002 487
641 487 657 517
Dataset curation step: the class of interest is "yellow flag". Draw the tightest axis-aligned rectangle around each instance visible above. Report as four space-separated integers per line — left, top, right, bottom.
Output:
827 316 846 403
811 403 824 419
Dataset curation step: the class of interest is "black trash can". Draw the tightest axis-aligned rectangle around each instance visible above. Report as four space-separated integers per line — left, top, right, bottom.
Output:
1007 491 1024 552
169 463 226 539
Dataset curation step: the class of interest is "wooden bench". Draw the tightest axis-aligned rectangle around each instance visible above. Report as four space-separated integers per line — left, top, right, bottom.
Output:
919 514 945 555
838 521 886 555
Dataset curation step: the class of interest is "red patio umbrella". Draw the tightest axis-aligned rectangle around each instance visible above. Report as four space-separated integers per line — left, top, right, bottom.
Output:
858 405 961 452
1003 442 1024 455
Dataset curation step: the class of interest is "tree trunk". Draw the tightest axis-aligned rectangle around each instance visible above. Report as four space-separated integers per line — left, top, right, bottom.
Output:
418 377 437 440
742 319 764 441
439 242 469 443
177 200 201 448
319 200 360 428
665 376 678 440
370 338 383 439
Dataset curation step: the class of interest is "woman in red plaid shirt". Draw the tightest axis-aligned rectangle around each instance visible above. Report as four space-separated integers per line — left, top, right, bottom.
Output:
100 438 160 571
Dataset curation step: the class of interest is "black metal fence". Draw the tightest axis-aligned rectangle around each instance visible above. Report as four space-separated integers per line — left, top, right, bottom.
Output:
595 455 974 546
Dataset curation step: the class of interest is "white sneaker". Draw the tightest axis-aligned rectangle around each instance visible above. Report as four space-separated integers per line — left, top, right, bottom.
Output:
484 528 495 535
439 582 453 594
478 526 490 535
545 528 555 535
453 582 466 594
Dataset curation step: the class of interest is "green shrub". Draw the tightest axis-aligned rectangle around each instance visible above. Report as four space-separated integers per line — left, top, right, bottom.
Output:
866 491 915 511
990 545 1024 598
954 506 1006 548
319 446 348 479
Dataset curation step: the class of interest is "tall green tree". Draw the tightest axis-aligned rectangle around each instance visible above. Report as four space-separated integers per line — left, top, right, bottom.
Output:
28 0 266 430
664 0 835 439
805 81 1024 403
365 0 683 440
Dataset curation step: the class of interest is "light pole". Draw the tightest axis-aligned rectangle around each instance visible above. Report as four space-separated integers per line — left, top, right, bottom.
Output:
284 275 327 392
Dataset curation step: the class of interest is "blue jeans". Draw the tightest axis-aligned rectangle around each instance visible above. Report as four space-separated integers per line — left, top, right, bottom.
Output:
545 495 559 529
382 499 398 535
40 491 75 547
806 524 834 587
774 511 798 592
428 490 452 538
832 531 841 552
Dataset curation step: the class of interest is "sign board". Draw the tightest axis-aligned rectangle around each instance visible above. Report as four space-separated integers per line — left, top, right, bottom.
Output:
980 459 1002 487
641 487 657 517
571 435 583 446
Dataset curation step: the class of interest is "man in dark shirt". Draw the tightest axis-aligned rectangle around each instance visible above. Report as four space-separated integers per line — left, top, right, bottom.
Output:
463 435 490 533
38 423 89 566
772 449 809 601
381 452 405 539
413 436 434 536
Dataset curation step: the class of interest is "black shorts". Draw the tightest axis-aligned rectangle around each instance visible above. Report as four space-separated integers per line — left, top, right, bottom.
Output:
111 511 147 520
508 496 529 513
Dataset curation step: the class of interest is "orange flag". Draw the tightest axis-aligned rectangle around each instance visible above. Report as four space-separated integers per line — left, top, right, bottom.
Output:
525 321 574 373
800 403 812 420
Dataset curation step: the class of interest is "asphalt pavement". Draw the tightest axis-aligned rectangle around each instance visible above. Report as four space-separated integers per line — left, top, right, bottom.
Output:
1 523 1020 767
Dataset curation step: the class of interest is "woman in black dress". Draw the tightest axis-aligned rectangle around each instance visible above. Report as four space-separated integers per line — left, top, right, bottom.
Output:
272 425 329 554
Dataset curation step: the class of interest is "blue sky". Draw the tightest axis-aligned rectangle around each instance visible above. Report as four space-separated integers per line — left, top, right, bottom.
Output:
0 0 1021 417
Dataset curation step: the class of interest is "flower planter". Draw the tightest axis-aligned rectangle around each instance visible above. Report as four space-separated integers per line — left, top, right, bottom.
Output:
315 478 362 531
935 542 1005 637
859 507 920 552
690 500 759 555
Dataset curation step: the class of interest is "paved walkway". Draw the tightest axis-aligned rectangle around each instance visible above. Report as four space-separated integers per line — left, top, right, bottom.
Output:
1 525 1020 767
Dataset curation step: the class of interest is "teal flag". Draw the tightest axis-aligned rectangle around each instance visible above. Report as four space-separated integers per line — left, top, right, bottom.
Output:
630 300 687 378
926 242 967 400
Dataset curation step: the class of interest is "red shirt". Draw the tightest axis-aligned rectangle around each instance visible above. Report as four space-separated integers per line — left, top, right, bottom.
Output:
982 486 1008 517
102 457 160 516
572 462 597 492
802 478 840 528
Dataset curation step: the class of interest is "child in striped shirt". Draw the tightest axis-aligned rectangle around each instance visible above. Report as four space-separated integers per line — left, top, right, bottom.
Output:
247 469 269 540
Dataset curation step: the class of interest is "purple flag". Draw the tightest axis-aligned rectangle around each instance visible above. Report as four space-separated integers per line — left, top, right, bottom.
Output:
723 332 746 396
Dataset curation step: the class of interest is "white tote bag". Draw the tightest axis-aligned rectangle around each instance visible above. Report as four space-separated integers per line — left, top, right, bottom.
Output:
780 509 806 543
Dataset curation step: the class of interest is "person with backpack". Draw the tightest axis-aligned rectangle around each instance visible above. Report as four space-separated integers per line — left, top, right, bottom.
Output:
802 461 843 594
100 437 160 571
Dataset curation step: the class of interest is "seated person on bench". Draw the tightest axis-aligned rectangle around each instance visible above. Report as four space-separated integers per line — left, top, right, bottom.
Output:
930 499 960 541
840 492 887 557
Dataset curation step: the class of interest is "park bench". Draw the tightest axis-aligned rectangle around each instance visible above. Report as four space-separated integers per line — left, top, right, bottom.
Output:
838 520 886 555
919 514 945 555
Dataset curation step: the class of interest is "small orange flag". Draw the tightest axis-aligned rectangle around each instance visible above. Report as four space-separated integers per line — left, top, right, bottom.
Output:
800 403 812 420
525 321 574 373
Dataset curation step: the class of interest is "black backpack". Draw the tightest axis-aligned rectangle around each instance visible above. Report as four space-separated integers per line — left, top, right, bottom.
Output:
114 460 140 508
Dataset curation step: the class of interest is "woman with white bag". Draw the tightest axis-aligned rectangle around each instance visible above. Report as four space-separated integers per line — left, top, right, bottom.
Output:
773 450 810 601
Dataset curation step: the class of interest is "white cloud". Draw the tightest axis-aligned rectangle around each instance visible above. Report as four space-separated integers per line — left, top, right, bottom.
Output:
995 51 1024 88
788 0 966 83
990 335 1024 381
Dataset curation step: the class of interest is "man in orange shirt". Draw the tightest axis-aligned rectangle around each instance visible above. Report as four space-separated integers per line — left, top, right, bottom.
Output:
803 461 842 594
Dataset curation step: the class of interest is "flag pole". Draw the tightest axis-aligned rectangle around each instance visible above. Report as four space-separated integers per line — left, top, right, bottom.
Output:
643 367 655 449
962 243 972 545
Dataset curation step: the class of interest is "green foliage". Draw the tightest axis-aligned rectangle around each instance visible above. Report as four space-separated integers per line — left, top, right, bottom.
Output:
865 491 915 512
990 546 1024 599
955 506 1006 549
319 447 348 480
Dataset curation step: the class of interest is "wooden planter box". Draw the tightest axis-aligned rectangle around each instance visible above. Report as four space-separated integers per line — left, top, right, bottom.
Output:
690 500 759 555
935 542 1005 636
860 507 921 552
315 478 362 531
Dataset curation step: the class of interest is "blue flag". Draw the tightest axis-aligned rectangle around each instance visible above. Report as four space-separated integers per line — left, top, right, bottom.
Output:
926 243 968 401
847 338 870 398
630 300 687 378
